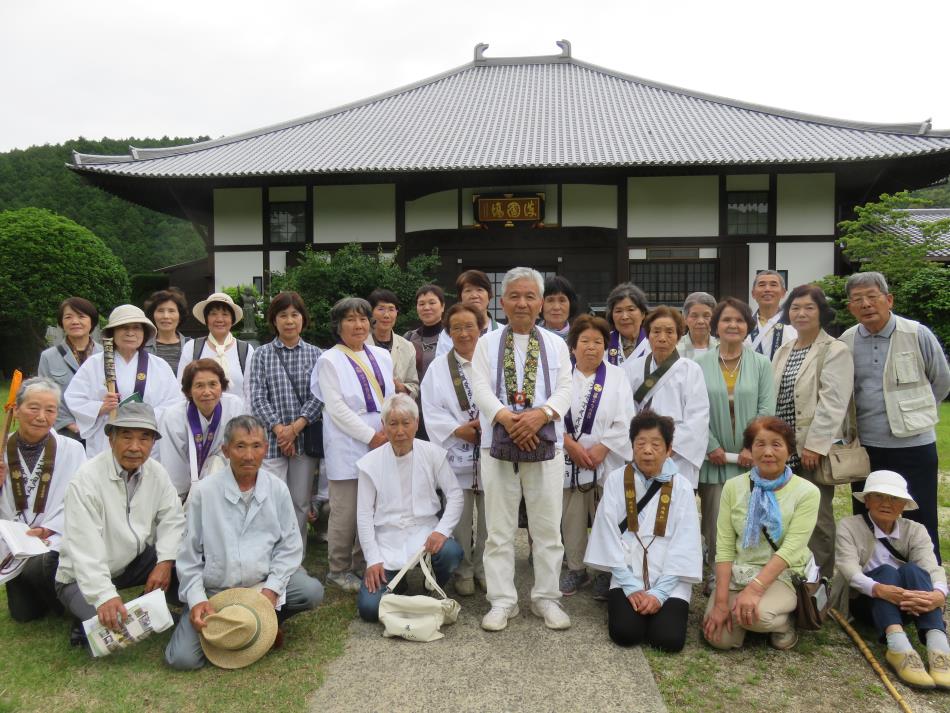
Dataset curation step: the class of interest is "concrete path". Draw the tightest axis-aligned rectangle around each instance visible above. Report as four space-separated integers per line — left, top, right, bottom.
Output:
310 532 668 713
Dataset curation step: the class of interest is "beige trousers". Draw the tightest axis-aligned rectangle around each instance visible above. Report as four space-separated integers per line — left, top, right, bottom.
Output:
561 485 601 572
698 482 723 570
703 580 798 649
327 479 364 575
454 489 487 580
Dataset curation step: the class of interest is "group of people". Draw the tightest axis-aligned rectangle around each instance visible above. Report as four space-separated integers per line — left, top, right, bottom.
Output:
0 267 947 685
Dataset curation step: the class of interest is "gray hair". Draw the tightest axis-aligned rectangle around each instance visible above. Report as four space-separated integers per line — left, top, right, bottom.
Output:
223 414 267 443
330 297 372 337
605 283 649 329
845 271 889 296
500 267 544 298
16 376 61 407
682 291 717 315
753 269 787 291
381 393 419 422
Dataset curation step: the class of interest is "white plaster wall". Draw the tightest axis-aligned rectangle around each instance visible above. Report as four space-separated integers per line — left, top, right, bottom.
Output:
776 174 835 236
405 190 457 232
627 176 718 237
726 174 769 191
314 184 395 244
213 188 262 246
776 242 835 289
562 184 617 228
269 250 287 275
629 248 647 260
461 185 558 226
747 243 770 301
269 186 306 202
215 252 262 292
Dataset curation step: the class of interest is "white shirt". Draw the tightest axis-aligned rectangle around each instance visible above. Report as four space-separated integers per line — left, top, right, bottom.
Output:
420 351 480 489
178 339 255 407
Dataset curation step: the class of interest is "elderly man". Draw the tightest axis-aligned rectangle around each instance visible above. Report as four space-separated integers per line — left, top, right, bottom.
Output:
55 402 185 646
746 270 797 360
471 267 574 631
0 377 86 621
355 393 463 622
165 415 324 669
840 272 950 560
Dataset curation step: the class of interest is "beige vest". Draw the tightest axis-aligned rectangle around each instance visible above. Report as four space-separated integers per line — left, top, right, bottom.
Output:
840 315 937 438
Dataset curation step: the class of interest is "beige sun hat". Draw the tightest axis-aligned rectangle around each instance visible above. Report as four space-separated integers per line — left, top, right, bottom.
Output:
193 292 244 326
199 588 277 669
852 470 919 511
103 304 156 343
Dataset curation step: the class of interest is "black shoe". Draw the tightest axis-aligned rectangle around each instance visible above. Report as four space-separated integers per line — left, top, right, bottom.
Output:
69 621 87 647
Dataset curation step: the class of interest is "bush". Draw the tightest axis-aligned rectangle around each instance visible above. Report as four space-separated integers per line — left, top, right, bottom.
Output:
221 284 269 342
895 264 950 350
0 207 130 373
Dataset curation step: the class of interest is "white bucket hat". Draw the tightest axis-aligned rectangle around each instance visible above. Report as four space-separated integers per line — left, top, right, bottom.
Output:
193 292 244 326
103 304 156 343
852 470 918 510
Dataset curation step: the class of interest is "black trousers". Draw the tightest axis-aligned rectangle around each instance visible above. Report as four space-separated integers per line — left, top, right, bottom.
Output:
850 443 941 563
607 587 690 652
6 551 62 622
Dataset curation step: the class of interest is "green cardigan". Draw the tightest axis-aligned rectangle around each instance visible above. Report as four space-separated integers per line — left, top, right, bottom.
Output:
695 345 775 485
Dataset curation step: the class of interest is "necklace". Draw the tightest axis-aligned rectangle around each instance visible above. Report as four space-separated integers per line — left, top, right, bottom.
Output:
719 351 742 379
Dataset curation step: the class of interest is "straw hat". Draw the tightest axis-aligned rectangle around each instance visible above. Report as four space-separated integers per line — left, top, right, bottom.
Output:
104 402 161 440
193 292 244 326
103 304 156 343
199 588 277 669
852 470 919 510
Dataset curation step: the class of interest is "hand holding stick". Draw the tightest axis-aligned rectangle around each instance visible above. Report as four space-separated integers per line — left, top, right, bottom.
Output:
101 337 118 422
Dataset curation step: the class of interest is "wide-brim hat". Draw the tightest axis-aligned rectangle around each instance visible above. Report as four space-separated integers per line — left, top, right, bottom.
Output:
199 588 277 669
103 304 156 343
103 401 161 440
193 292 244 326
852 470 918 510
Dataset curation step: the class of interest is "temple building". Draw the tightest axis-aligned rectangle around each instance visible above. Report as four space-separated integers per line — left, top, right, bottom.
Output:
70 41 950 314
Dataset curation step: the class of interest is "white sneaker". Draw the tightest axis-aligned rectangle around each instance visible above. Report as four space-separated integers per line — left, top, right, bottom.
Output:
531 599 571 630
326 571 362 593
481 604 520 631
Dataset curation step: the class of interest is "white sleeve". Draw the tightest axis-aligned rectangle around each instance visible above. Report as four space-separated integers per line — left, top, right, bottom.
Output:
316 358 376 444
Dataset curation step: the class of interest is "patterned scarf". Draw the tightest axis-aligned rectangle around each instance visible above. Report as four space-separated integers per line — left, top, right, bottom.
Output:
503 327 540 408
742 466 793 549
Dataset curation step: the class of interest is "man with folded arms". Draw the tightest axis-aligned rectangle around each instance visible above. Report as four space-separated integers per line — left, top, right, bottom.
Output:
55 402 185 646
165 415 324 669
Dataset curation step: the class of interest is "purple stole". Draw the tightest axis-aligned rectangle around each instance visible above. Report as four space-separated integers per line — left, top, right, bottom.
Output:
187 401 222 475
606 329 646 366
565 362 607 437
339 346 387 413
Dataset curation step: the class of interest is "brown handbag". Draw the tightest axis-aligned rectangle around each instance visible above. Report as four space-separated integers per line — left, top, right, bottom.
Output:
760 522 830 630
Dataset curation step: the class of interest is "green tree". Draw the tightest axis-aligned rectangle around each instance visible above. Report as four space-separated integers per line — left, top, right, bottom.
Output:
273 244 441 347
0 207 130 372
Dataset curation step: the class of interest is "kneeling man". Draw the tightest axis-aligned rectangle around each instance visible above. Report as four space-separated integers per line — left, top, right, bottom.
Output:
166 415 324 669
55 402 185 645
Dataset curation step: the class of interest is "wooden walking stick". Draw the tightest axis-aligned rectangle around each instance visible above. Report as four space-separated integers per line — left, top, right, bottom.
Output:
102 336 118 422
829 608 914 713
0 369 23 487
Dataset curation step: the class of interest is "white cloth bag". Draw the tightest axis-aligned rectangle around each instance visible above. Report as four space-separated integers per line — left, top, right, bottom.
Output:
377 547 460 642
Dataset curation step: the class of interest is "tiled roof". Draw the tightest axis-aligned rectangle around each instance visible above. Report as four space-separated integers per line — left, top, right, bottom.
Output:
70 45 950 178
890 208 950 259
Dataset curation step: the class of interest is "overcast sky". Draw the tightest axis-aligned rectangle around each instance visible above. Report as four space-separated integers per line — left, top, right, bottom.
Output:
3 0 948 153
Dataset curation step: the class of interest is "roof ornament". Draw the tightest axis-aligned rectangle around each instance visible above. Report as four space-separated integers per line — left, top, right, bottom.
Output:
919 118 932 135
474 43 489 62
556 39 571 58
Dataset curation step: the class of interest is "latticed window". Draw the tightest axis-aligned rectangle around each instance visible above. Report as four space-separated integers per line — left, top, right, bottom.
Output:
629 260 718 306
727 191 769 235
269 202 306 243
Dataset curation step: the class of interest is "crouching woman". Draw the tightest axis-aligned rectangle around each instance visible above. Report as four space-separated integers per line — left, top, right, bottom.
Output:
584 410 701 652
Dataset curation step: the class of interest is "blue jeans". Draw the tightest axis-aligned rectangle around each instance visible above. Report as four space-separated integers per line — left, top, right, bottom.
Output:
852 563 947 640
357 538 463 623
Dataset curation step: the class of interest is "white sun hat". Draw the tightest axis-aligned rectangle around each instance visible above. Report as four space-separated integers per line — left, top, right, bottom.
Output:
852 470 918 511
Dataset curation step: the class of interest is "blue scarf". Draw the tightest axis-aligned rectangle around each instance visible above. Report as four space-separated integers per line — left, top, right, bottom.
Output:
634 457 678 485
742 466 792 549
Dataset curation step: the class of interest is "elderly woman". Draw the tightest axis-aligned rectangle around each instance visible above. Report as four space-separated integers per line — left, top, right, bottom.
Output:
421 303 487 596
539 275 578 341
157 359 246 501
559 314 634 599
366 288 420 399
436 269 501 356
833 471 949 689
311 297 396 593
605 282 651 366
38 297 102 439
0 377 87 621
695 298 775 593
64 304 181 456
403 284 446 381
702 416 819 651
143 288 193 374
355 393 464 622
246 291 323 552
677 291 718 359
772 284 853 580
584 411 702 652
623 307 709 489
178 292 254 405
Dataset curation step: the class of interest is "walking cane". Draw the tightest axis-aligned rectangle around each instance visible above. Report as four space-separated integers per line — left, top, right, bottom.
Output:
829 608 914 713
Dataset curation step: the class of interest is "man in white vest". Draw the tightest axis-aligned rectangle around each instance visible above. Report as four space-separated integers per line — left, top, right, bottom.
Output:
471 267 574 631
839 272 950 561
746 270 797 360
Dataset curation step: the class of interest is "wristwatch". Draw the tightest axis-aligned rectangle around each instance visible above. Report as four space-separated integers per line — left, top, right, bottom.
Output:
540 405 555 423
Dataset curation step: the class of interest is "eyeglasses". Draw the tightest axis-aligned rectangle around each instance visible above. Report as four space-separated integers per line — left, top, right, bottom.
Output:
450 325 478 334
848 293 886 306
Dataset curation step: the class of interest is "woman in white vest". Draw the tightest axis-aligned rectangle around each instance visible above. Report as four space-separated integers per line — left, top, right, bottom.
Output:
585 410 701 652
177 292 254 406
311 297 395 593
604 282 651 367
623 306 709 489
421 303 487 596
157 359 246 501
65 304 181 457
559 314 634 599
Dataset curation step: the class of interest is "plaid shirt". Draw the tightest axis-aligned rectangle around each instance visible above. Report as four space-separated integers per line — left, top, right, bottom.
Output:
248 338 323 459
